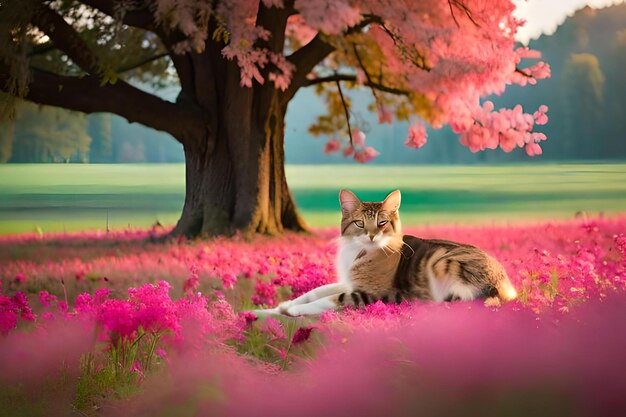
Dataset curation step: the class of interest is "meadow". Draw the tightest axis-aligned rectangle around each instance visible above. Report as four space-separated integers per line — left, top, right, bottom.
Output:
1 163 626 416
1 163 626 234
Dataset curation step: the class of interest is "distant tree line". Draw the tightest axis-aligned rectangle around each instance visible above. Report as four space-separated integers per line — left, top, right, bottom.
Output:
0 97 183 163
0 5 624 164
487 5 626 162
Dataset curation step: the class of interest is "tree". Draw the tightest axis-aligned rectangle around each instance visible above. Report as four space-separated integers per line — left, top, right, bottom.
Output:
559 53 605 157
1 99 92 162
0 119 14 163
0 0 549 237
88 113 113 162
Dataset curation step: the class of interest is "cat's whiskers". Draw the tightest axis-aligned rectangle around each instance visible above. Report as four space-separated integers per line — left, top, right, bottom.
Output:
384 244 401 255
401 240 416 256
379 244 391 257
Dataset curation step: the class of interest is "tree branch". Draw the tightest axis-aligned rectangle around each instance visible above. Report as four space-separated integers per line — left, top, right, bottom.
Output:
282 33 334 103
28 42 56 57
0 66 206 146
303 74 409 96
515 67 533 78
25 3 214 147
335 79 354 147
117 52 169 73
78 0 155 30
256 0 296 53
31 4 101 75
29 6 162 75
282 15 380 104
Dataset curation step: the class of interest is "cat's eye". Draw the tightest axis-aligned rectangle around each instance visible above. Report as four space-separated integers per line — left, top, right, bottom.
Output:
354 220 364 228
378 220 388 227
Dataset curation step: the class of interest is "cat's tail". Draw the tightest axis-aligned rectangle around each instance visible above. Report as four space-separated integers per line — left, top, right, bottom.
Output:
484 259 517 307
496 277 518 302
484 278 517 307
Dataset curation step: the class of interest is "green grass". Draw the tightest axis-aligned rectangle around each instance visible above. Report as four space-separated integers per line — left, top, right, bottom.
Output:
1 163 626 234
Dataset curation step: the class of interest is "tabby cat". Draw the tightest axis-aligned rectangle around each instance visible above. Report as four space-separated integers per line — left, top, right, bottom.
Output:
257 189 517 317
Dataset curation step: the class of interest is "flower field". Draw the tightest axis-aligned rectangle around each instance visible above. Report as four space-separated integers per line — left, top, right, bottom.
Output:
1 217 626 416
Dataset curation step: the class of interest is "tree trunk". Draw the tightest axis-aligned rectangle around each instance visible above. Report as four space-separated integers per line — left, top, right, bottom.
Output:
171 81 308 238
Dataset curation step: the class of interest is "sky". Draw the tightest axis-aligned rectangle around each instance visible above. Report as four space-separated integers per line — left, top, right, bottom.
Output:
513 0 625 43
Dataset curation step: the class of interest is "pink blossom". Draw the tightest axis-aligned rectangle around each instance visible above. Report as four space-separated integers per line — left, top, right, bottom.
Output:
57 301 69 314
377 105 393 124
239 311 258 324
405 123 427 149
0 297 18 334
221 272 238 289
351 128 366 147
616 234 626 257
353 147 379 163
261 317 286 340
252 280 277 306
155 347 169 364
291 326 314 344
38 291 57 307
183 271 200 295
525 142 543 156
323 139 340 154
12 292 35 321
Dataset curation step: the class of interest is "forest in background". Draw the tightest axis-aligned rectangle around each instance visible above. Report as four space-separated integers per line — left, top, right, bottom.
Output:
0 4 624 164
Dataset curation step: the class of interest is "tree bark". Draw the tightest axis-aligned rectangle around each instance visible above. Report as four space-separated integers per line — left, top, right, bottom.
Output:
3 2 335 238
171 77 308 238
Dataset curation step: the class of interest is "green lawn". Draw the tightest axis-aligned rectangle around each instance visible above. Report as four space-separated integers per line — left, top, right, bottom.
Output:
1 163 625 234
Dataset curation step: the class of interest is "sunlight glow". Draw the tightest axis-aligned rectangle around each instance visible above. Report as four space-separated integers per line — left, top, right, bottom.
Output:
513 0 626 43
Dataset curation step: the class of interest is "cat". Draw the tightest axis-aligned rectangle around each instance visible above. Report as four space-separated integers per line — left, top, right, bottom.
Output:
255 189 517 317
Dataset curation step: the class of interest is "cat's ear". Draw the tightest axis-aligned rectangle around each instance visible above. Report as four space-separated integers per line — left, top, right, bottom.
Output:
339 189 360 216
382 190 401 213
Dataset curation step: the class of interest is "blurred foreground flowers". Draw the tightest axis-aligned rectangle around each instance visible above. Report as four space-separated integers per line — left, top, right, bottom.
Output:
1 217 625 416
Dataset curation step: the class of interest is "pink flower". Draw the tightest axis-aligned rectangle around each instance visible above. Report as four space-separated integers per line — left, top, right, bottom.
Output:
261 317 286 340
533 106 549 125
221 272 238 290
57 301 69 314
97 299 137 340
183 275 199 294
525 142 543 156
155 347 169 363
94 288 110 304
405 123 427 149
0 296 18 334
12 292 35 321
38 291 57 307
291 326 315 345
351 128 366 146
251 280 277 306
615 234 626 259
14 274 25 284
239 311 258 324
354 147 379 163
378 105 393 124
323 139 340 154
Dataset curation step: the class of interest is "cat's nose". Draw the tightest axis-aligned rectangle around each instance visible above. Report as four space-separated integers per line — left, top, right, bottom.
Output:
368 234 375 241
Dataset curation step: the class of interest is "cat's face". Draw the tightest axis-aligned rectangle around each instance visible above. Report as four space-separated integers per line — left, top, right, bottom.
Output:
339 189 402 249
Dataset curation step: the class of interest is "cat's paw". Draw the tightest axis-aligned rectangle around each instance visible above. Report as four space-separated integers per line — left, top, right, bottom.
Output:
283 305 302 317
277 300 293 315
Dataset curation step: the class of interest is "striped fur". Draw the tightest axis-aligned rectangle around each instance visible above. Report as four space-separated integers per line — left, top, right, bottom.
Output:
272 190 516 317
